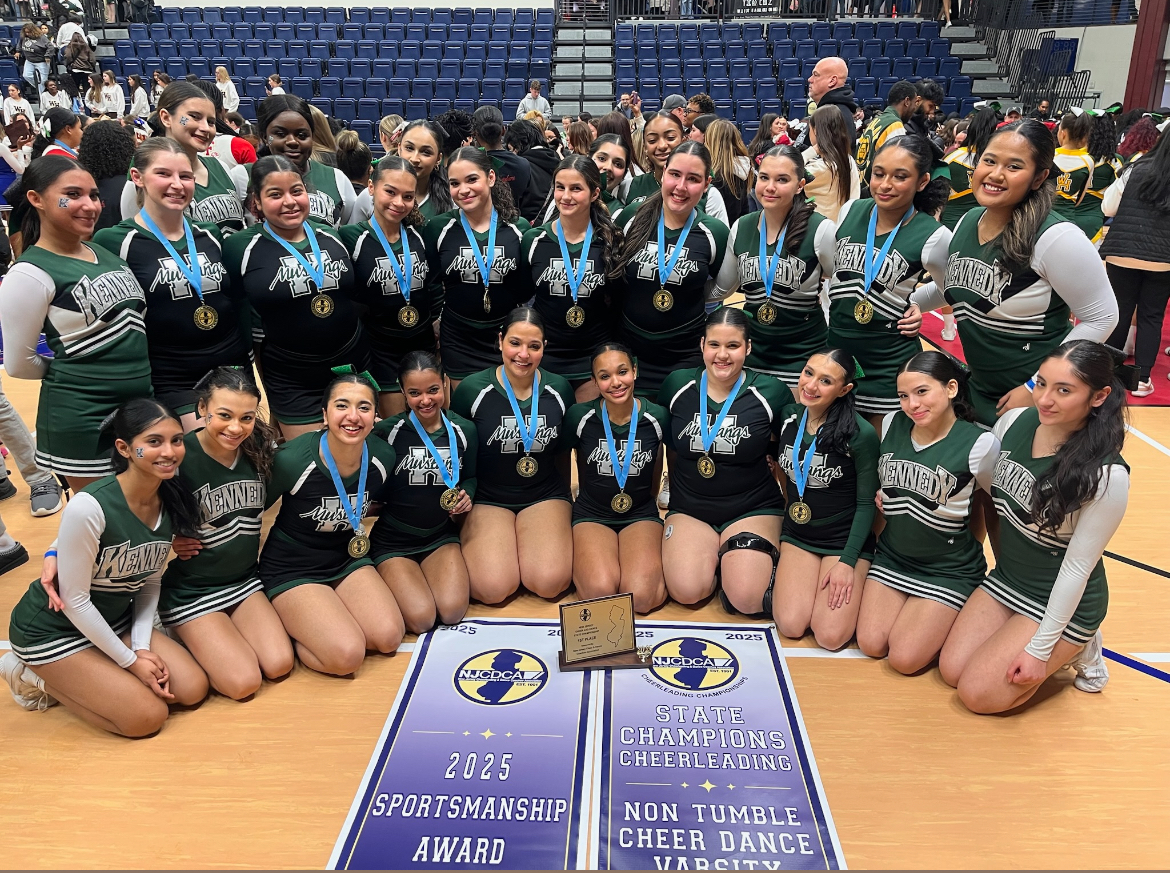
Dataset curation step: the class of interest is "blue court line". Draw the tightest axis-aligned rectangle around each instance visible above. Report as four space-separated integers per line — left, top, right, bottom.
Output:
1104 649 1170 684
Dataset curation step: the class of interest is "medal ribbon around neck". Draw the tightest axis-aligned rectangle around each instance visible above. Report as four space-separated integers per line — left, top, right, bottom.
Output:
657 208 697 288
758 212 789 304
501 370 541 457
52 139 77 156
791 406 818 503
460 208 499 288
554 219 594 308
861 203 914 302
698 371 745 456
318 431 369 539
369 216 413 304
601 398 638 494
408 410 460 492
264 220 326 289
139 209 204 304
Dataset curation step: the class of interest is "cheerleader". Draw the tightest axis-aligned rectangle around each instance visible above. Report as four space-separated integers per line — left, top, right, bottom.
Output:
590 134 633 207
857 352 1000 674
1052 111 1117 243
523 155 622 402
940 341 1129 713
658 308 792 614
714 145 835 390
260 369 403 676
0 156 151 489
36 107 83 158
826 136 951 426
625 112 727 221
564 342 668 613
426 147 532 388
2 400 208 735
353 119 453 224
94 138 250 431
118 82 247 235
773 349 879 650
224 156 368 440
340 156 434 418
938 107 997 231
370 352 475 634
613 142 730 396
450 307 573 603
161 368 293 699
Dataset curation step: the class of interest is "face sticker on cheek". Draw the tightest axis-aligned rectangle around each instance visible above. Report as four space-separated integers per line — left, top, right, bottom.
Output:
135 448 144 458
179 116 189 127
58 197 69 208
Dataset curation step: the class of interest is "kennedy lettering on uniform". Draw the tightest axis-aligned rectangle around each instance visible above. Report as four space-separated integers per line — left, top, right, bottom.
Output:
194 480 266 521
833 240 910 288
94 540 171 580
945 255 1013 304
736 251 806 289
878 454 959 504
71 271 145 324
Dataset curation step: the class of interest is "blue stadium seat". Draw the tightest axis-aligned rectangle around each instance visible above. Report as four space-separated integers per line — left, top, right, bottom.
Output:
750 59 772 80
941 96 957 116
285 39 307 58
341 23 362 41
201 39 221 56
349 119 375 144
757 78 777 101
166 57 187 77
729 58 749 81
896 20 917 40
680 41 700 62
310 97 332 116
870 57 892 79
290 76 313 99
724 40 745 62
854 21 874 42
233 58 254 77
746 40 769 62
333 97 356 117
393 59 416 78
350 7 371 24
529 57 549 80
388 79 410 100
885 39 906 59
242 38 263 57
255 58 276 77
940 56 961 78
959 97 978 116
318 24 339 42
155 38 176 57
663 78 684 99
707 59 728 79
267 41 287 59
778 58 800 80
789 22 810 41
760 97 782 116
370 7 390 24
876 21 896 41
534 23 553 42
535 8 553 25
771 39 792 60
877 77 898 100
188 57 210 77
892 57 914 78
253 23 274 41
273 22 293 41
714 100 732 120
504 78 526 100
916 57 938 77
319 77 342 99
817 39 839 58
301 58 322 78
853 77 876 100
484 58 505 80
326 58 348 77
684 77 706 97
419 58 439 79
160 7 180 25
847 58 868 80
463 59 485 79
326 7 346 24
732 79 753 101
362 23 383 40
615 42 634 63
261 7 282 23
439 59 461 79
930 38 952 59
862 39 882 60
839 39 861 60
702 41 723 62
783 80 805 101
181 6 202 23
242 7 262 24
221 8 242 23
831 22 852 41
743 22 764 42
366 78 388 99
737 101 758 123
908 38 928 58
232 22 252 40
948 76 972 98
473 8 492 24
399 40 421 60
114 39 134 59
129 23 148 40
428 23 448 40
391 7 410 24
638 80 660 102
432 8 451 25
811 21 830 41
192 23 211 40
123 60 143 77
788 98 807 117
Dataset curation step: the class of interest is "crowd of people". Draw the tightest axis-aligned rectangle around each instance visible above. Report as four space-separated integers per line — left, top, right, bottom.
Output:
0 42 1150 736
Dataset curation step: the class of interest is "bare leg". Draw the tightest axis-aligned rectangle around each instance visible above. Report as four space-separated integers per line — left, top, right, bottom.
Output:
419 542 470 625
718 514 782 615
617 520 666 614
661 513 719 604
573 521 621 600
334 565 406 653
886 597 961 674
938 588 1011 687
573 381 600 404
174 592 293 698
278 421 324 442
378 558 439 634
516 499 573 599
272 583 369 676
772 542 822 639
461 504 521 603
229 591 296 680
808 555 868 651
857 576 908 658
32 649 171 737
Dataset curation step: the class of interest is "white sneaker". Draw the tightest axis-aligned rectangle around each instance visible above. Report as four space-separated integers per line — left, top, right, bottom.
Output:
940 325 957 341
0 651 56 711
1132 380 1154 398
656 473 670 510
1068 630 1109 693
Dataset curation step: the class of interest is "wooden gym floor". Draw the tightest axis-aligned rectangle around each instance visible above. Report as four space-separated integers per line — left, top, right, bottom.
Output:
0 370 1167 870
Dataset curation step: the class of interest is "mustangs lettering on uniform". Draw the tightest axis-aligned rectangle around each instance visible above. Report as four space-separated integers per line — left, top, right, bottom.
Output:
151 254 227 300
396 445 452 486
680 414 751 454
487 416 557 453
368 255 426 296
271 251 346 296
586 439 655 476
449 246 517 283
536 258 604 298
632 242 699 284
299 493 371 532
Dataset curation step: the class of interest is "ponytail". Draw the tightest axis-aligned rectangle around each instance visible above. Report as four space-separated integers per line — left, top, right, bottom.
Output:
617 141 712 262
897 350 976 423
758 145 815 252
447 146 518 222
809 348 860 455
978 120 1056 275
873 135 950 216
193 367 276 483
542 155 625 280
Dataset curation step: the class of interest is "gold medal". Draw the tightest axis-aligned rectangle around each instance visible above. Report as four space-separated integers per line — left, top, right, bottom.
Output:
697 454 715 478
611 491 633 514
312 293 335 318
565 305 585 328
348 533 371 558
483 285 492 313
398 304 420 327
193 304 218 330
756 302 777 325
516 455 538 477
653 287 674 312
853 299 874 324
788 501 813 525
439 487 461 511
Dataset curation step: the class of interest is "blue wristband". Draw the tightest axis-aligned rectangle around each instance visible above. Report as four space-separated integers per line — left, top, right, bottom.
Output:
44 549 57 558
1025 379 1036 392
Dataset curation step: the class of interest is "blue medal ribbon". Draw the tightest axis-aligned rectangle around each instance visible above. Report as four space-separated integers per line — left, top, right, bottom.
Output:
657 209 697 287
138 210 204 304
52 139 77 156
264 220 325 289
459 208 499 288
791 406 818 502
318 432 369 538
601 399 639 493
408 410 460 491
369 216 413 304
554 219 594 307
861 203 915 301
698 371 745 455
500 370 541 456
757 212 789 304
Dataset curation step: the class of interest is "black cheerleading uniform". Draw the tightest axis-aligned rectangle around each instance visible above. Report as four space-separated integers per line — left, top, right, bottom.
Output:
369 410 478 562
563 398 669 530
223 222 369 424
339 220 436 392
92 220 250 414
658 366 794 531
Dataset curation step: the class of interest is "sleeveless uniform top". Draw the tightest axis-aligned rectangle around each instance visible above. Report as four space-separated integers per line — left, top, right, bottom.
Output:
340 221 433 348
192 155 246 235
939 147 977 231
522 220 615 382
450 367 572 510
776 409 879 564
659 366 793 530
304 159 346 227
1052 147 1101 239
715 208 835 385
856 108 905 183
158 431 266 626
563 397 668 527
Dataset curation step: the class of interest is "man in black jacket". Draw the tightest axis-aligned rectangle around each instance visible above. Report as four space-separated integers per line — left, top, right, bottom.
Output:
504 118 560 213
794 57 858 150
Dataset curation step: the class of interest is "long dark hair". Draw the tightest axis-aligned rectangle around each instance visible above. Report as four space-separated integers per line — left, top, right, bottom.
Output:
1087 113 1118 164
642 110 686 172
245 154 302 220
193 367 276 482
368 155 425 228
873 135 951 216
1059 111 1093 147
1031 340 1128 532
758 145 815 252
964 106 1001 159
541 155 624 280
471 105 506 149
1127 128 1170 211
617 141 711 262
77 119 136 182
808 105 853 209
897 351 975 423
588 133 632 189
981 120 1057 274
747 114 779 162
595 111 640 172
400 119 454 213
104 398 200 536
30 107 79 159
20 154 89 247
705 304 750 340
808 348 859 455
446 146 518 222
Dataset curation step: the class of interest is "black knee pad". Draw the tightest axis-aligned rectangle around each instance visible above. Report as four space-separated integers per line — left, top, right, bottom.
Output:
716 532 779 616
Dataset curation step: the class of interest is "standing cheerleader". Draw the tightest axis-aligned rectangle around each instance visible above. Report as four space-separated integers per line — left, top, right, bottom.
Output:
261 369 403 676
773 349 879 650
938 107 998 231
94 138 250 431
658 309 793 614
714 145 836 390
613 142 730 396
340 157 434 418
451 307 574 603
371 352 475 634
523 156 623 403
224 156 368 440
857 352 1000 673
625 112 727 221
2 400 208 735
589 134 633 207
564 342 669 613
826 136 951 425
353 119 452 224
940 341 1129 713
1052 111 1117 243
426 147 531 388
118 82 247 235
161 368 293 700
0 157 151 489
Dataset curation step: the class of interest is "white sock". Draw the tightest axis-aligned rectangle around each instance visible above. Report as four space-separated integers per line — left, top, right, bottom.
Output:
0 533 17 551
943 313 955 329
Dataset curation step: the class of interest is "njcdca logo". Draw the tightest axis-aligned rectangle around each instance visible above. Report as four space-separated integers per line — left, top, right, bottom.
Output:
649 638 739 691
454 649 548 706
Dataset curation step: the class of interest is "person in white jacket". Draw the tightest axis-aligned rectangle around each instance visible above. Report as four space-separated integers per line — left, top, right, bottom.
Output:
2 83 35 126
214 66 239 114
98 70 124 117
125 74 149 121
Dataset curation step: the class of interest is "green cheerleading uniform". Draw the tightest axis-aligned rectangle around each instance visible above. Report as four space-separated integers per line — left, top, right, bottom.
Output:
856 108 906 185
259 430 396 598
158 432 266 626
5 244 152 477
715 209 834 385
450 367 572 511
826 199 951 414
776 409 878 566
1052 147 1108 241
193 155 246 235
563 398 668 530
9 477 172 665
939 147 977 231
241 159 348 226
659 366 794 531
869 412 999 609
369 411 478 562
416 194 444 224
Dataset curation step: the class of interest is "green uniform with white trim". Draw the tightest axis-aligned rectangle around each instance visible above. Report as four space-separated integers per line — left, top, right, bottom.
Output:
194 155 246 235
939 147 977 231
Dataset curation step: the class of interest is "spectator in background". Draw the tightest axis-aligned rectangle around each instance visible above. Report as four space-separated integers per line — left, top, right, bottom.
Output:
54 14 86 61
63 31 96 97
38 76 70 113
266 74 284 96
1029 98 1052 120
149 70 170 107
379 113 405 155
76 118 136 231
661 94 689 130
224 111 245 133
685 92 716 125
214 66 239 114
687 113 717 144
800 57 857 148
515 79 551 120
472 105 542 221
856 79 917 185
705 118 753 225
335 129 373 195
1117 115 1160 165
771 115 793 145
567 119 594 155
803 104 860 223
125 74 148 121
16 23 51 92
308 105 339 167
595 110 641 172
99 69 124 117
505 118 559 198
3 83 34 126
747 114 781 163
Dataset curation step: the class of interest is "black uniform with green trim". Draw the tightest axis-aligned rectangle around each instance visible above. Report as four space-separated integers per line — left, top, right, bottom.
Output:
939 147 977 231
423 210 532 379
775 408 878 565
9 476 172 664
856 108 906 185
158 431 265 626
522 221 616 384
339 221 435 393
659 367 793 531
563 398 668 529
224 222 368 424
612 207 729 396
369 411 478 562
92 220 249 414
193 155 246 235
450 367 572 510
259 430 396 598
13 244 151 478
241 158 346 226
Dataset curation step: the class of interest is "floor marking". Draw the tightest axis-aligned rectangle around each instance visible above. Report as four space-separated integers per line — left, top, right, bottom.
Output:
625 782 672 787
520 733 564 738
1104 648 1170 684
1125 423 1170 459
0 640 8 650
1104 550 1170 580
780 646 871 659
1129 653 1170 663
398 642 416 652
743 785 793 790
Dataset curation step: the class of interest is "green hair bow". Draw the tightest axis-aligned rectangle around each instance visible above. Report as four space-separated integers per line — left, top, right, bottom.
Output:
330 364 382 394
